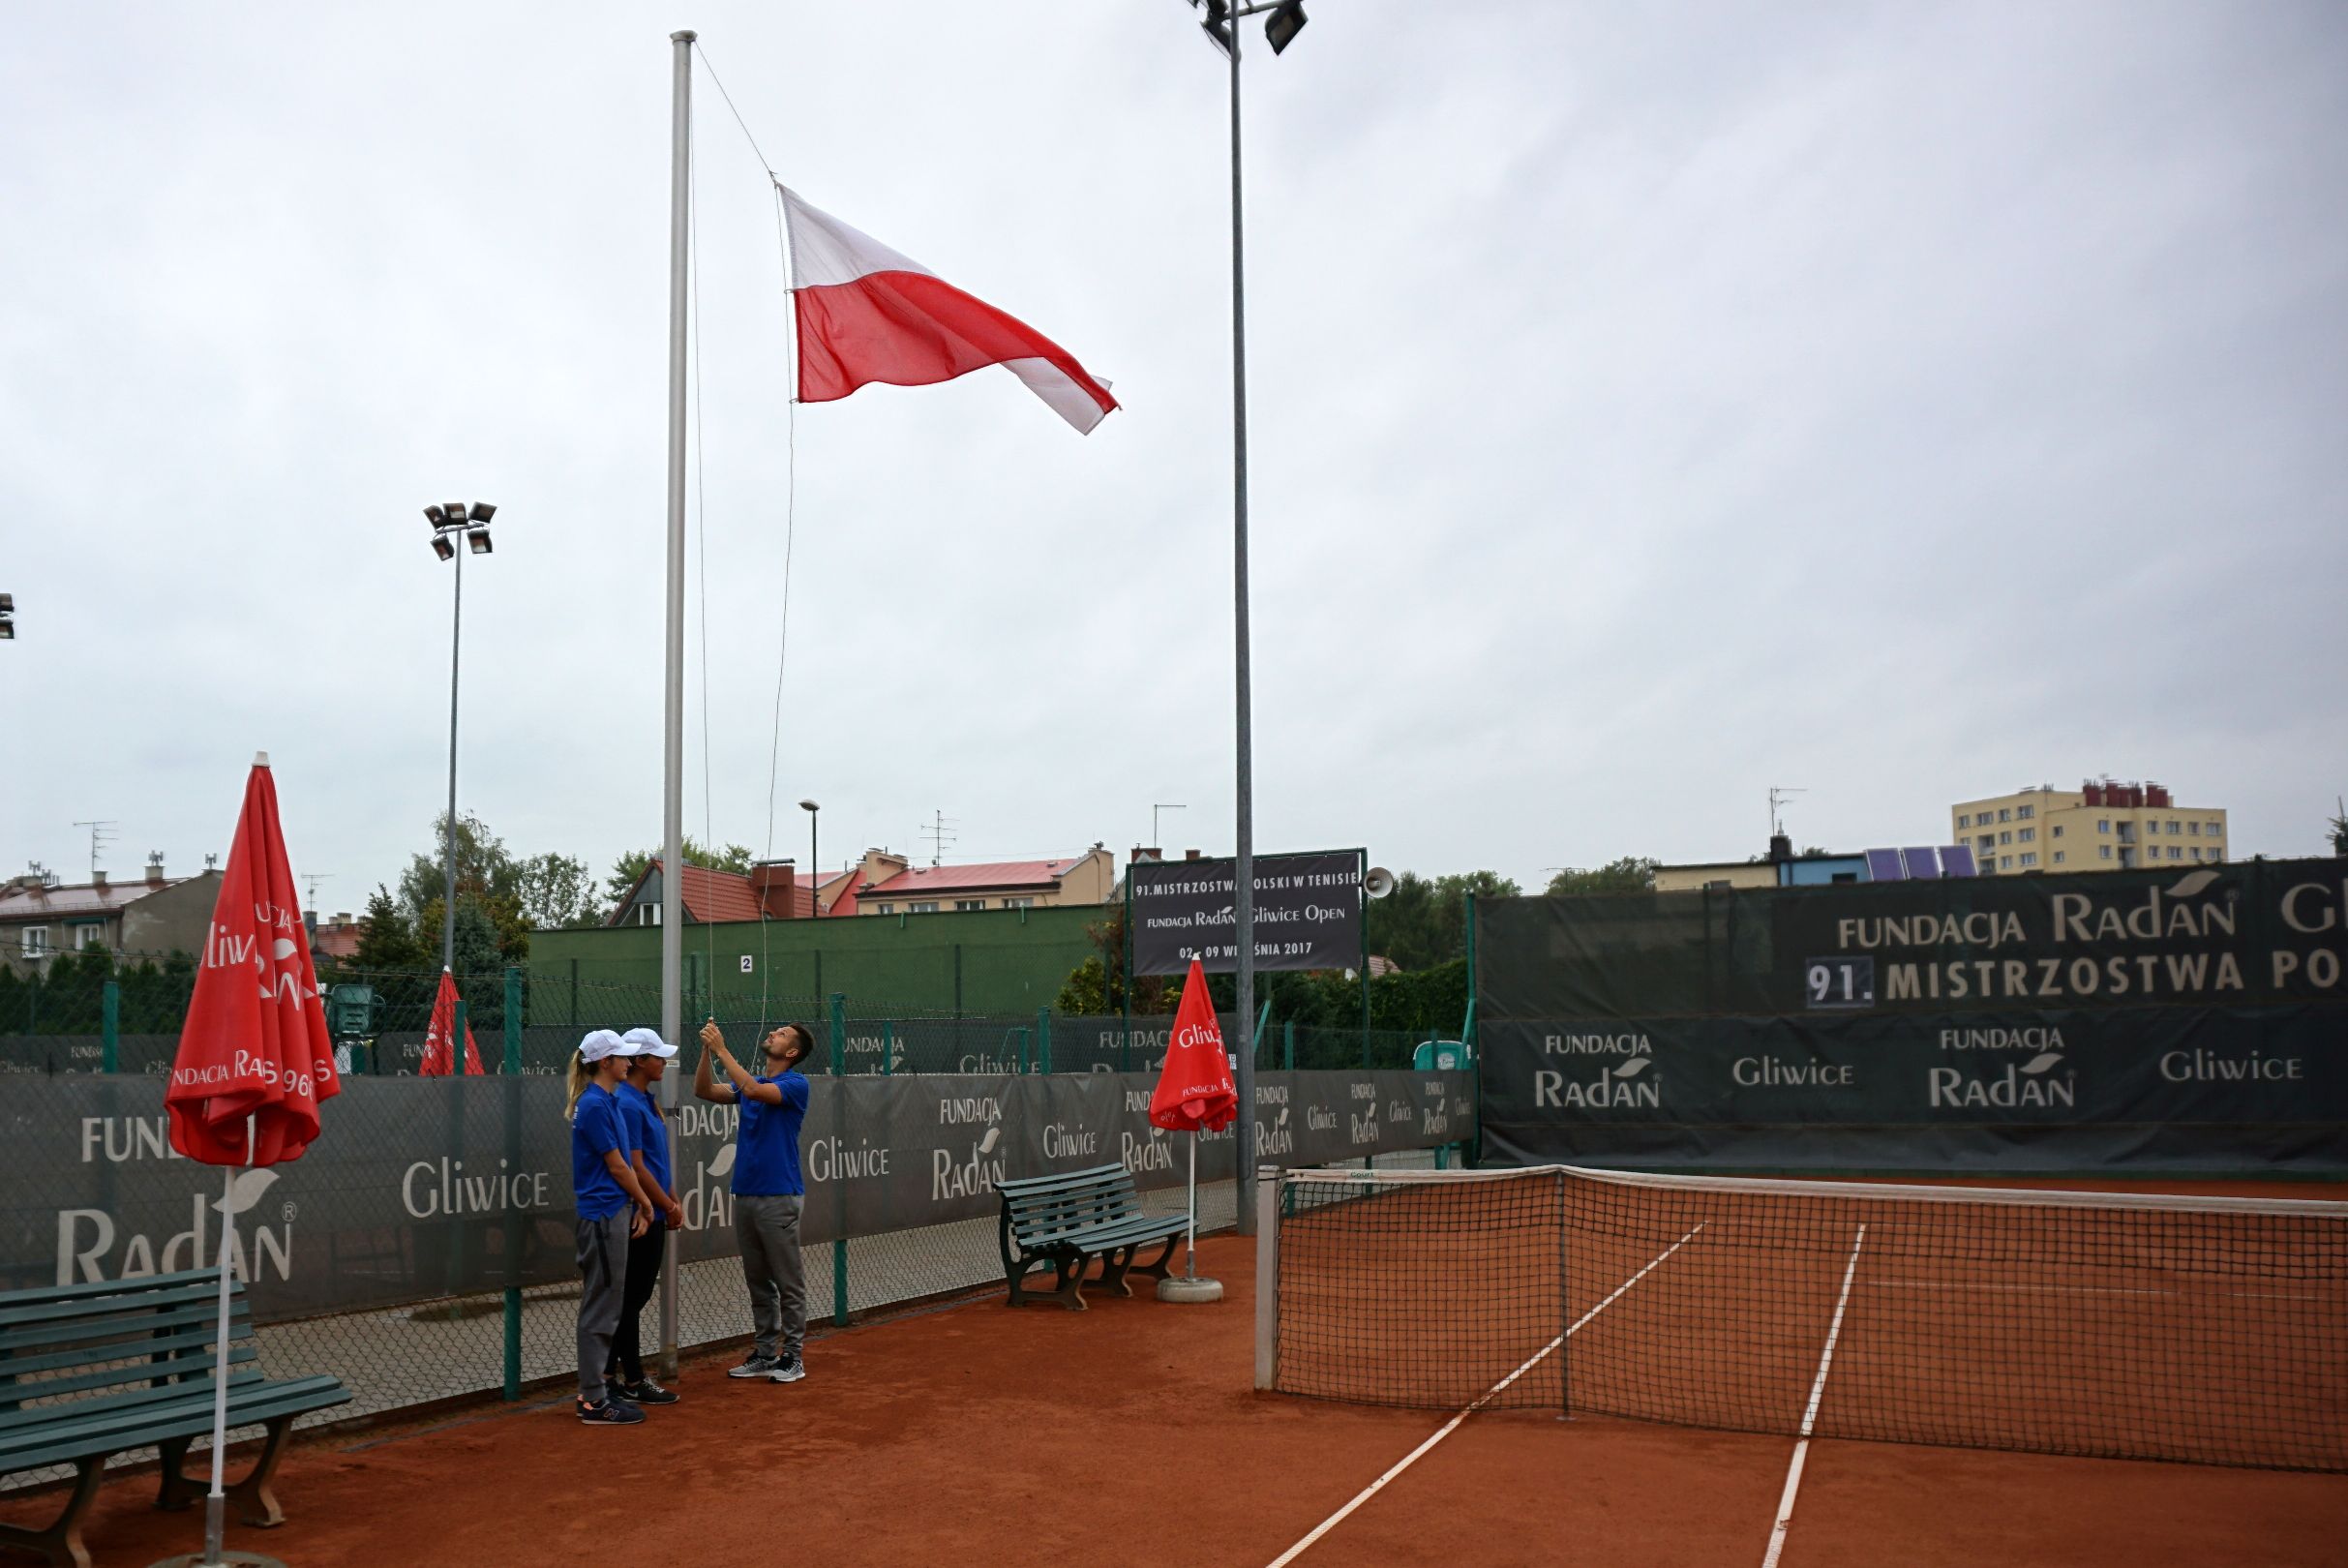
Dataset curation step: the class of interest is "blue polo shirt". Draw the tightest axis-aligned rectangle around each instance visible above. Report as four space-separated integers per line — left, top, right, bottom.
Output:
571 1082 636 1221
617 1082 672 1207
732 1072 809 1196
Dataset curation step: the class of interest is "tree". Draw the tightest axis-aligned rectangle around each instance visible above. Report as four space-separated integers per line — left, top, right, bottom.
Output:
351 884 431 972
1364 871 1443 970
2330 803 2348 858
397 811 524 927
1545 857 1658 896
603 837 756 913
517 852 600 929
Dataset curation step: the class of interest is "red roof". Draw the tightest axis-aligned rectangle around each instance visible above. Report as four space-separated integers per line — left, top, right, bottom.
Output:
0 877 189 921
608 860 818 925
858 859 1083 899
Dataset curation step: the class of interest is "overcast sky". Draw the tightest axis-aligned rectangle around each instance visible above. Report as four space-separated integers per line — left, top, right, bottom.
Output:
4 1 2344 910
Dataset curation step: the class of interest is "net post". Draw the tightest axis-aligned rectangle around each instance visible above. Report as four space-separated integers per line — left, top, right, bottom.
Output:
1252 1164 1279 1391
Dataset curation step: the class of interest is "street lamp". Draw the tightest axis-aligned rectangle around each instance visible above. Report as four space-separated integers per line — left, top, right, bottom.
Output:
798 800 821 917
425 501 498 971
1180 0 1310 1235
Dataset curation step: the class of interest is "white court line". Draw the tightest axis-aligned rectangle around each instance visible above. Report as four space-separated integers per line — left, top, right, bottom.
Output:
1761 1223 1868 1568
1260 1221 1708 1568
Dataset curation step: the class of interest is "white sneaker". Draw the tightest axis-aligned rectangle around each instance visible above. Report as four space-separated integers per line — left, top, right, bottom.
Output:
768 1354 805 1383
727 1354 778 1379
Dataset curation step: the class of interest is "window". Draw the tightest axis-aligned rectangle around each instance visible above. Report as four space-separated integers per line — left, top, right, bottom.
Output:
2053 851 2067 864
1998 808 2012 823
1004 896 1036 909
2191 847 2203 860
875 904 894 916
910 901 940 914
2208 821 2222 835
19 926 47 957
632 903 659 927
2168 845 2182 859
2098 846 2114 860
1977 834 1995 851
2020 853 2038 867
2017 804 2034 820
2188 822 2200 836
2168 821 2181 835
2098 820 2111 833
2051 825 2064 838
75 925 107 950
1956 814 1971 829
1703 879 1733 890
2019 828 2035 842
2212 848 2223 862
953 899 986 912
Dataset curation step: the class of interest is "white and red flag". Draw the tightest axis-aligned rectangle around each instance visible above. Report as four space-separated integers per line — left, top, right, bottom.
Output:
781 186 1118 435
420 968 485 1076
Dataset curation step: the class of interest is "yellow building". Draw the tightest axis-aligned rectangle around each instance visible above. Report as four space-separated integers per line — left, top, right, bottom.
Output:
1651 860 1779 893
1951 780 2227 876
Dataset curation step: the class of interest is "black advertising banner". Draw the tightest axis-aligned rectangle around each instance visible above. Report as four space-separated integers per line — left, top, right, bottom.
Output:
1474 1009 2348 1173
0 1070 1471 1321
1477 859 2348 1021
1129 851 1364 976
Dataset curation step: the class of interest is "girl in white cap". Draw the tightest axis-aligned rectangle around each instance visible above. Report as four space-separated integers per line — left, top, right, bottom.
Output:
566 1030 655 1426
604 1027 686 1404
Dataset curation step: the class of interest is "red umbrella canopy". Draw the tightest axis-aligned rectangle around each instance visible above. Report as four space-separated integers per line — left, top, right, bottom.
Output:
1149 957 1240 1132
165 757 341 1167
419 969 485 1076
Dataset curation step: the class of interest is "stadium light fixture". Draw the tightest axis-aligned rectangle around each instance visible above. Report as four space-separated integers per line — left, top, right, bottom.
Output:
431 533 455 561
799 800 822 918
441 501 470 524
1265 0 1307 54
466 528 493 555
419 498 498 969
423 503 446 527
0 592 14 641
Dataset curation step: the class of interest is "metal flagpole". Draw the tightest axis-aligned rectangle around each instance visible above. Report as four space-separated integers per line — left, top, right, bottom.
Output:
656 26 695 1381
1186 1132 1198 1279
1227 0 1258 1241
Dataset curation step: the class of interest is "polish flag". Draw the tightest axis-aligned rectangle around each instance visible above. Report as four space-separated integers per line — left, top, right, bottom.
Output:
781 186 1118 435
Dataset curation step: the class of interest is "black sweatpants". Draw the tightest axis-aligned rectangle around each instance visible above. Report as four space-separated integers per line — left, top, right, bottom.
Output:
605 1221 666 1385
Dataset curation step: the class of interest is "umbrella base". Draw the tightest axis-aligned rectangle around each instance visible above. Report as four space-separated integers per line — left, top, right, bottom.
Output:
1156 1275 1223 1304
147 1553 286 1568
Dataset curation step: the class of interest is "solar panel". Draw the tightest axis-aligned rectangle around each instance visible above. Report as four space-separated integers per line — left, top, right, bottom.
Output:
1902 847 1943 879
1941 845 1979 878
1864 849 1908 882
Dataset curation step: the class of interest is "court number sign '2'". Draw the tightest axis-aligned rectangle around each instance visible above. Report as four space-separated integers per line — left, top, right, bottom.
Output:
1806 956 1875 1010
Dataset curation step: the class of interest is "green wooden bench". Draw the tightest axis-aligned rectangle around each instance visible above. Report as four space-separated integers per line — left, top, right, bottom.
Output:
997 1163 1189 1311
0 1269 351 1568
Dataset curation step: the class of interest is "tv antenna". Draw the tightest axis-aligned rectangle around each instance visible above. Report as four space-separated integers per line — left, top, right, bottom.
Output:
71 820 117 882
1152 802 1186 849
920 810 959 867
302 873 333 911
1767 787 1806 839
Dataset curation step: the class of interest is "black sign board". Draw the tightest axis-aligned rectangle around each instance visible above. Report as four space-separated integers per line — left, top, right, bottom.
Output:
1129 850 1363 976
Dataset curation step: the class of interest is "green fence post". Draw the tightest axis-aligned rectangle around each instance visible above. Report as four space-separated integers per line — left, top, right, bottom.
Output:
882 1019 893 1077
1037 1008 1051 1074
1253 997 1272 1074
501 965 524 1398
101 980 119 1073
829 993 849 1327
1282 1019 1294 1071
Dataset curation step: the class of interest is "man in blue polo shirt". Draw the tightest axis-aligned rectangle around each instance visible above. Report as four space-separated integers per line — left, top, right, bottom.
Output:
695 1017 814 1382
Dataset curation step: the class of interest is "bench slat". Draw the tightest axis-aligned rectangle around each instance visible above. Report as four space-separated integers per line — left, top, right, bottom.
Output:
0 1376 347 1468
0 1271 224 1320
0 1344 258 1414
0 1322 253 1387
0 1300 254 1357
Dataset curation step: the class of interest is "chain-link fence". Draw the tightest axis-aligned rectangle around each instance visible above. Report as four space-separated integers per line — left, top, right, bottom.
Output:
1 956 1463 1078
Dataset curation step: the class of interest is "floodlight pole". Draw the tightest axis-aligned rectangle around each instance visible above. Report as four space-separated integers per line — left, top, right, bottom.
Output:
656 26 696 1381
1226 8 1259 1237
441 539 463 975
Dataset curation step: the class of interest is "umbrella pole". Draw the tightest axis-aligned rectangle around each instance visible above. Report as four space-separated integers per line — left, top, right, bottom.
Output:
1186 1131 1197 1280
200 1121 250 1567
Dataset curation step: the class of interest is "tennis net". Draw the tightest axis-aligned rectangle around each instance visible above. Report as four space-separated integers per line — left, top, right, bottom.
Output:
1254 1165 2348 1471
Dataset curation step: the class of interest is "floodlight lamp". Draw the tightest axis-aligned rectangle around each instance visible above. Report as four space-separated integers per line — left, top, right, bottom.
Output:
468 501 497 525
466 528 493 555
424 504 447 526
442 501 469 524
799 799 820 813
0 592 13 614
1265 0 1307 54
1199 0 1233 56
432 533 456 561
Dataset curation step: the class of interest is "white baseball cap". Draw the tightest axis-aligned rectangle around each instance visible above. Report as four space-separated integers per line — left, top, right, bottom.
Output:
619 1027 677 1060
578 1029 627 1063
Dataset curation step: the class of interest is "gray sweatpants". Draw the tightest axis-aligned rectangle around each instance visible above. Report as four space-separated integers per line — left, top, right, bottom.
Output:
575 1212 630 1402
735 1193 807 1362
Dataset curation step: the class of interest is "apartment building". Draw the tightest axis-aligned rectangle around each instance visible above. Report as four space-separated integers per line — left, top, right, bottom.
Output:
1951 778 2228 876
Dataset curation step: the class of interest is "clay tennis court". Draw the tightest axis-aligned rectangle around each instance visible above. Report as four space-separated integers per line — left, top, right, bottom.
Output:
8 1173 2343 1568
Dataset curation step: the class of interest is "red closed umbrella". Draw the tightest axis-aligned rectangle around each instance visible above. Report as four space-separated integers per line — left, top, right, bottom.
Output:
161 754 338 1568
1150 959 1240 1281
419 969 485 1076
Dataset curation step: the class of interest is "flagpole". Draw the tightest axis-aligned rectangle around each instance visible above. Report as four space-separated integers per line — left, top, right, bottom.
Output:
1227 0 1259 1242
657 26 695 1382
